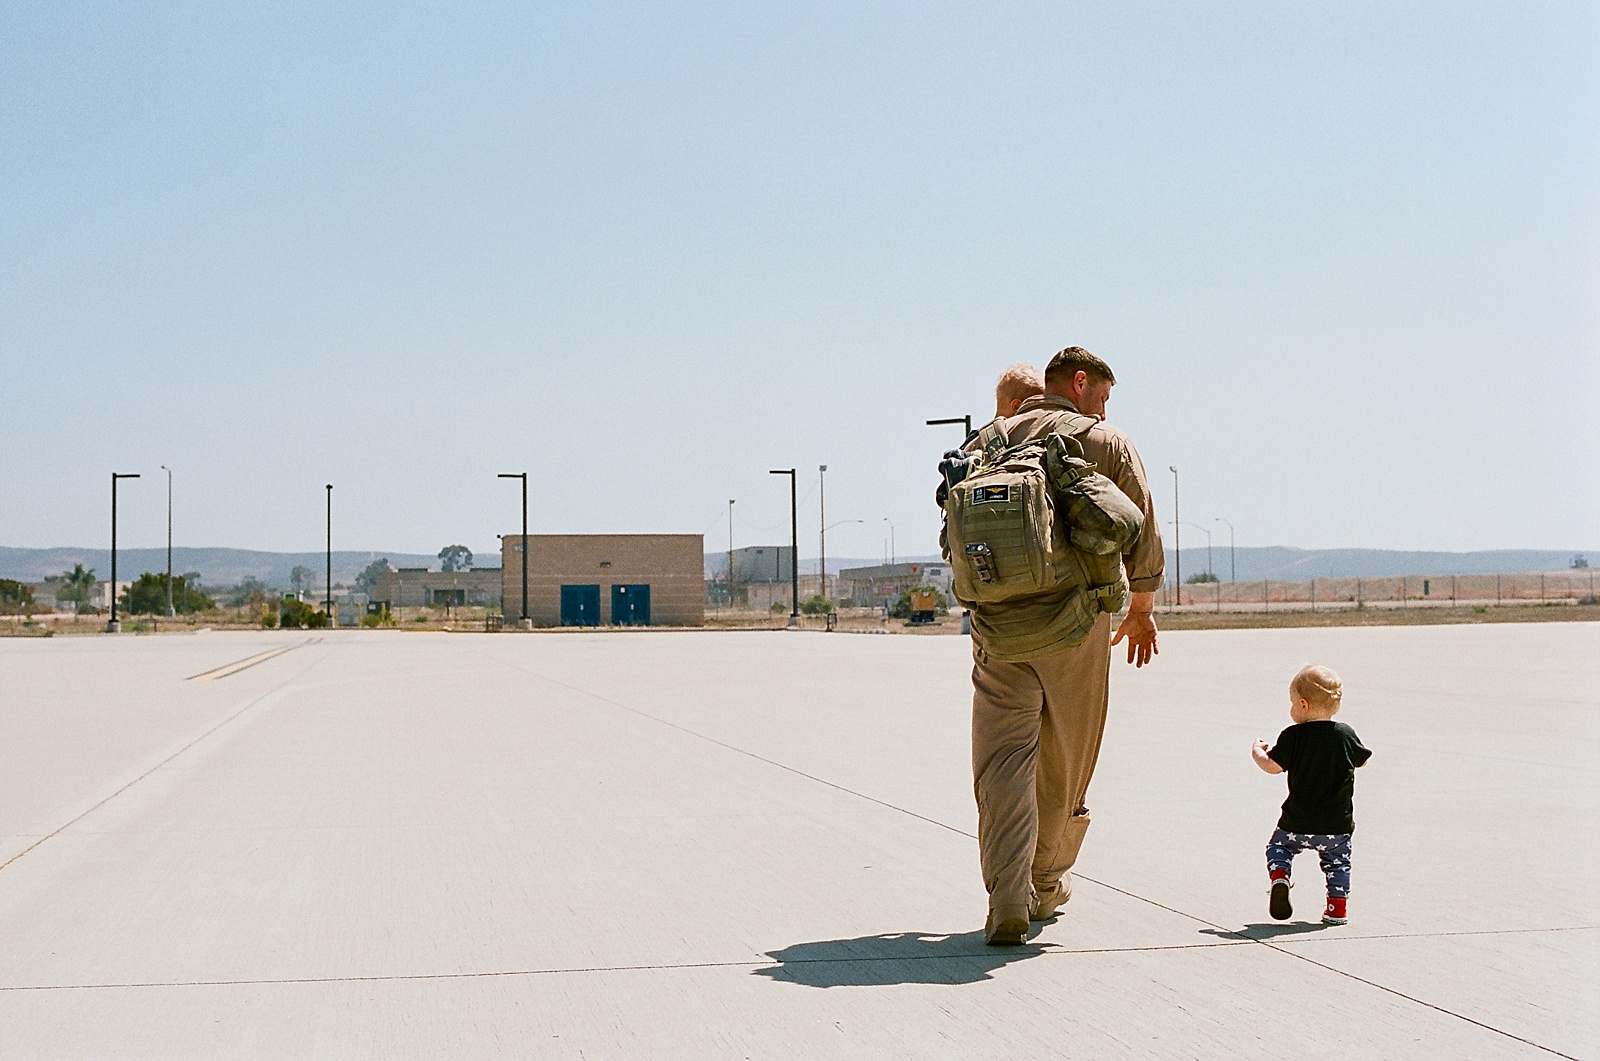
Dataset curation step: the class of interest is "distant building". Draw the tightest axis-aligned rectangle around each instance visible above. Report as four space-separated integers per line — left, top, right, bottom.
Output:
837 562 953 607
501 535 703 627
371 567 502 609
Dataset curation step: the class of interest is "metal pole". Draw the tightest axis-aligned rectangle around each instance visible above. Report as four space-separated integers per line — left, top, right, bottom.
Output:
1216 517 1234 584
819 465 827 605
498 474 529 624
727 499 735 610
162 465 174 616
927 416 973 440
770 469 798 623
109 473 139 632
1169 466 1181 607
325 484 333 616
883 518 894 566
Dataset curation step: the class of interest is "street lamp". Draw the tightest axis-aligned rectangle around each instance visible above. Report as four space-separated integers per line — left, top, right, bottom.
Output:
1215 518 1235 584
324 484 333 617
161 465 174 617
823 519 864 606
818 465 827 603
109 472 140 632
769 469 798 624
1169 466 1181 607
726 498 736 609
882 517 895 566
499 473 529 626
1181 520 1213 578
927 415 973 440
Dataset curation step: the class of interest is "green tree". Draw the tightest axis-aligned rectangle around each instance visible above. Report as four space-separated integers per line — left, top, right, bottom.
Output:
229 577 270 608
57 563 96 613
1185 572 1219 584
289 565 315 596
121 573 216 615
356 558 392 594
438 545 473 572
0 579 35 613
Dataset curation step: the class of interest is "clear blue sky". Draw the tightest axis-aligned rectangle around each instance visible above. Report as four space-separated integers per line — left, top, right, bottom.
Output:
4 1 1596 563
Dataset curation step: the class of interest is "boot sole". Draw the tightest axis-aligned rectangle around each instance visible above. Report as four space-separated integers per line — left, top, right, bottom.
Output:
984 906 1031 946
1269 880 1293 921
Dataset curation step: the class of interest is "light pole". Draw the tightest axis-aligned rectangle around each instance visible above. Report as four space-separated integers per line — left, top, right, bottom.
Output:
325 484 333 618
161 465 174 617
1169 466 1181 607
1215 517 1235 584
499 473 529 626
109 472 139 632
824 519 864 603
1181 521 1213 578
927 415 973 440
769 469 798 624
882 517 895 566
727 498 736 610
818 465 827 603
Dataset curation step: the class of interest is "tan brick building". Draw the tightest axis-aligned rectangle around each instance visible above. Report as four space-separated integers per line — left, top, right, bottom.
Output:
501 534 705 627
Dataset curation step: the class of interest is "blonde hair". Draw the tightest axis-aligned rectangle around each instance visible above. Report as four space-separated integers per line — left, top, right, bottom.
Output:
995 363 1045 416
1291 664 1343 713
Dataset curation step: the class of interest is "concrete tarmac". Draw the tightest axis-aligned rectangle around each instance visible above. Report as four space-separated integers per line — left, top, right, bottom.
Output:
0 623 1594 1059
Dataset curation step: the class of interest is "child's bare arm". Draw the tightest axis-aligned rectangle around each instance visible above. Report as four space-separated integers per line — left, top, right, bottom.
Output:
1252 739 1283 774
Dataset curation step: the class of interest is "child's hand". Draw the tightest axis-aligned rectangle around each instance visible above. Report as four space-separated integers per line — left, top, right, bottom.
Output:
1252 739 1283 774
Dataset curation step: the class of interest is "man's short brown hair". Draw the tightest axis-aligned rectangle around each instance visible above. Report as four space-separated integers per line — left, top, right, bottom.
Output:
994 363 1044 416
1291 664 1343 713
1044 346 1116 388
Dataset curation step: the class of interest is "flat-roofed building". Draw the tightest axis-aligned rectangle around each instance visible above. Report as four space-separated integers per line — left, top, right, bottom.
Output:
372 567 502 609
837 561 953 607
502 534 704 627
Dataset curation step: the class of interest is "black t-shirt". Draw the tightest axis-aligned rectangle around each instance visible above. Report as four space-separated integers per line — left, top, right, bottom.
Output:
1268 720 1372 834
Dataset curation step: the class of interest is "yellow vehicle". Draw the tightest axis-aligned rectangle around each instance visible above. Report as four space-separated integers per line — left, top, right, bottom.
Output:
908 588 940 625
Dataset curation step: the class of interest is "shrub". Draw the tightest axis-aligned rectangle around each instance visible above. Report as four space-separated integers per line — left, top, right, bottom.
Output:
1185 572 1219 584
800 594 833 615
360 611 396 628
770 601 788 614
259 606 279 629
279 599 318 629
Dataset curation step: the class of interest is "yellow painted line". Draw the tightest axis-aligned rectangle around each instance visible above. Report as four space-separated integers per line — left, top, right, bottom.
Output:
187 638 318 682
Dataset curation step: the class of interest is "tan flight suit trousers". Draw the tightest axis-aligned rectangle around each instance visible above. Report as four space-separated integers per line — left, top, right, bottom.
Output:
971 611 1112 911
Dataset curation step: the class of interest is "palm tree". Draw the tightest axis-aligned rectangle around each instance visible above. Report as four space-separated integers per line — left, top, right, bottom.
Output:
60 563 96 614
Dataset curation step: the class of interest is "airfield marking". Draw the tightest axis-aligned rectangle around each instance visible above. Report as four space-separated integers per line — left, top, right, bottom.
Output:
187 638 318 681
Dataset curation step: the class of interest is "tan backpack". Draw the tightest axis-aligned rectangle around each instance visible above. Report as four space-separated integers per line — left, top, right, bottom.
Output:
943 414 1143 609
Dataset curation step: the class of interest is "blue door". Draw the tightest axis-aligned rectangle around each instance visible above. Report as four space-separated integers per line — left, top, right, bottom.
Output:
560 585 601 626
611 584 651 626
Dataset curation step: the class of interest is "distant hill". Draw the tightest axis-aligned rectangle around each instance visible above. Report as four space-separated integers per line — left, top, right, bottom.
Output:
1 547 449 587
707 547 1595 581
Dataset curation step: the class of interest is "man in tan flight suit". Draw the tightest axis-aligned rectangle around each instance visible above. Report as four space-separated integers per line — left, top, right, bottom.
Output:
970 346 1164 945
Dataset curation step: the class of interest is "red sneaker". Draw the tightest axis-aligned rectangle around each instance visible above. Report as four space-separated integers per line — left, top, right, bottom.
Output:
1322 897 1348 925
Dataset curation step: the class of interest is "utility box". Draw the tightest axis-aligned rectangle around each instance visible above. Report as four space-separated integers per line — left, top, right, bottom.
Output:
908 588 939 625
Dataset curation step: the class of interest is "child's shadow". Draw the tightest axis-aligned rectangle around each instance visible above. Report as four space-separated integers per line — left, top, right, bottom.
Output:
753 929 1052 988
1200 922 1330 941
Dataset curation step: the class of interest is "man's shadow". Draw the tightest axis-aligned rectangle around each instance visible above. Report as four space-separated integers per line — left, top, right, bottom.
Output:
1199 922 1329 941
753 928 1052 988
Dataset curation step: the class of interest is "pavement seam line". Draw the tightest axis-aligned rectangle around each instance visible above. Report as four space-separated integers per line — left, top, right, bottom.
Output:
0 940 1262 993
506 664 973 840
511 662 1581 1061
0 646 331 877
187 638 317 681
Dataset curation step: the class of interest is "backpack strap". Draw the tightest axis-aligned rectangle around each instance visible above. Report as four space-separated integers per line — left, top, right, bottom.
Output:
974 417 1010 463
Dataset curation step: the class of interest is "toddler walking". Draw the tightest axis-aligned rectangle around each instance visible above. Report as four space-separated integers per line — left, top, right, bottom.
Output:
1252 664 1371 924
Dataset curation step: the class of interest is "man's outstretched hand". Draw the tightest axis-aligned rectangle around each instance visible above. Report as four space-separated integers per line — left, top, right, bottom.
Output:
1111 593 1159 667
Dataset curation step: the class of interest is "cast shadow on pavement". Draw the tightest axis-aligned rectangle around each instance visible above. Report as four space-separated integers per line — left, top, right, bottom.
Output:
753 929 1053 988
1199 922 1329 941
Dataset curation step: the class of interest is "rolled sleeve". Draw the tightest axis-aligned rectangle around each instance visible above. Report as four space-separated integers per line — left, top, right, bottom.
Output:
1102 434 1165 593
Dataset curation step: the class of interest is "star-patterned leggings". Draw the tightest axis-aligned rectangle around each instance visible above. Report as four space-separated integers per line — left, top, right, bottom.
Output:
1266 828 1352 898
